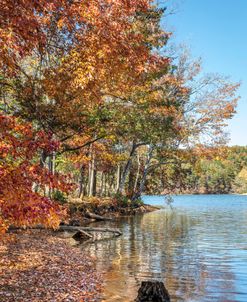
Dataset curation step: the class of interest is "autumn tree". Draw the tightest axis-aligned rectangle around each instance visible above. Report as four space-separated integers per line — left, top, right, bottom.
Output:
0 0 76 233
1 2 170 149
0 0 241 212
0 116 71 235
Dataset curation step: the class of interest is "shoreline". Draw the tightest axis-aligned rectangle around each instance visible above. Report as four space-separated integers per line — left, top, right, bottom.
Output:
1 200 158 302
0 230 102 302
66 198 160 226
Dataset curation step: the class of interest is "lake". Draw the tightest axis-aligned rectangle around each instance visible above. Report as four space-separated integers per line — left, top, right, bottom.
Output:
84 195 247 301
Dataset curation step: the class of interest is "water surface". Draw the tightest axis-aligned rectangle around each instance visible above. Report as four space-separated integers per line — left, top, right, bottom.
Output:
84 195 247 301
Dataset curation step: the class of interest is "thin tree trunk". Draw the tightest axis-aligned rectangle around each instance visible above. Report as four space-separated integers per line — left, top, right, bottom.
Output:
108 174 115 196
118 142 137 195
132 145 154 201
128 166 135 197
48 154 54 174
133 152 140 192
83 174 88 196
116 164 121 193
87 145 93 197
78 165 85 198
104 173 107 197
40 150 48 197
99 172 104 197
87 160 91 196
40 149 47 168
88 153 95 197
36 148 47 194
92 169 97 196
48 155 53 198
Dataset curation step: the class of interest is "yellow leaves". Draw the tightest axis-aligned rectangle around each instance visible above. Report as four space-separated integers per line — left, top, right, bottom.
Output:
44 213 61 230
106 134 116 142
238 167 247 181
74 65 95 88
97 49 105 59
57 18 64 29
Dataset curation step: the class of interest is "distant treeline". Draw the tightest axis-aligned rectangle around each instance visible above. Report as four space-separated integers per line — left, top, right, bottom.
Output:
145 146 247 195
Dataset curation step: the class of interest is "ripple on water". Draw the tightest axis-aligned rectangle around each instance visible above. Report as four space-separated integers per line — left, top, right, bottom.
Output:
83 195 247 302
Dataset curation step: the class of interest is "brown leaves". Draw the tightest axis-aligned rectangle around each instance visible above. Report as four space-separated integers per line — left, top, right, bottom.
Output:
0 230 102 302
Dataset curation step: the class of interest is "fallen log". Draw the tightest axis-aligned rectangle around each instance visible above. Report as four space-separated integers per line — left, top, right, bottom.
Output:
9 225 122 237
59 225 122 237
85 211 113 221
72 230 93 241
135 281 170 302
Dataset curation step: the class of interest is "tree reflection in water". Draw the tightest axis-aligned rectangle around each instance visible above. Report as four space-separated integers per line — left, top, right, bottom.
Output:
83 195 247 302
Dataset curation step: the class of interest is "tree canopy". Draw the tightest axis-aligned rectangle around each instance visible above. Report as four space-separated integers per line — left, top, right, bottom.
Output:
0 0 240 235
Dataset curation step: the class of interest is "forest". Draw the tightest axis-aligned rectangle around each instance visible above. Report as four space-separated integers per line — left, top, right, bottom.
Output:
0 1 246 301
0 0 241 234
0 0 242 235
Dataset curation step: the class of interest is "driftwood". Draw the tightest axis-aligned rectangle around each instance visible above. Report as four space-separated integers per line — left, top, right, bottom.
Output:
135 281 170 302
72 230 93 241
59 225 122 237
9 225 122 237
85 210 113 221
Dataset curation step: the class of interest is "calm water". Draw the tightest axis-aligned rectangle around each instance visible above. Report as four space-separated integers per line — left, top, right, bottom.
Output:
84 195 247 302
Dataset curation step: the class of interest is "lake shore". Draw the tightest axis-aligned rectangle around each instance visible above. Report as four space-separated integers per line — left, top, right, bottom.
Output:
66 197 160 225
0 199 159 302
0 230 102 302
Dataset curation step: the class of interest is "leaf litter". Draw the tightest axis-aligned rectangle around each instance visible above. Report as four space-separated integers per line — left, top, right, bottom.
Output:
0 230 102 302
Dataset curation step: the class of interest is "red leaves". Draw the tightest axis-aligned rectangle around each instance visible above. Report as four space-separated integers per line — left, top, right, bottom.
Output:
0 115 69 235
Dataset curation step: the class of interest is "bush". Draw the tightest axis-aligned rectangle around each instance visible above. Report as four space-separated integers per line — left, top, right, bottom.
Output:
114 193 144 208
114 193 131 207
52 190 67 204
131 198 144 208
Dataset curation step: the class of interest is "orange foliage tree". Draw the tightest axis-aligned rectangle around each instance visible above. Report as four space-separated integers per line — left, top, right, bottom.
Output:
0 0 241 213
1 1 170 150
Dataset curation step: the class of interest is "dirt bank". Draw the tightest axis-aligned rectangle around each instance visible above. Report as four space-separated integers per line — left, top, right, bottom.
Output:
66 197 160 225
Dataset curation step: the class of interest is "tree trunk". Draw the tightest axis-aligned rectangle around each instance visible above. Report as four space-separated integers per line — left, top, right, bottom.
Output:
104 173 107 197
118 142 137 195
40 149 47 168
59 225 122 236
116 164 121 193
88 150 95 197
48 153 56 197
128 165 135 197
49 152 56 175
132 145 154 201
85 210 113 221
92 169 97 196
72 230 92 241
83 174 88 196
133 152 140 192
135 281 170 302
78 165 85 198
108 174 114 196
99 172 104 197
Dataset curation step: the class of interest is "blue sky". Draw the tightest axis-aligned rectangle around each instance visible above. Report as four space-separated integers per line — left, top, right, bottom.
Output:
162 0 247 146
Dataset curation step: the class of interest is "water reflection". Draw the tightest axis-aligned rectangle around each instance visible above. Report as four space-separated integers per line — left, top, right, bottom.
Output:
83 195 247 302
